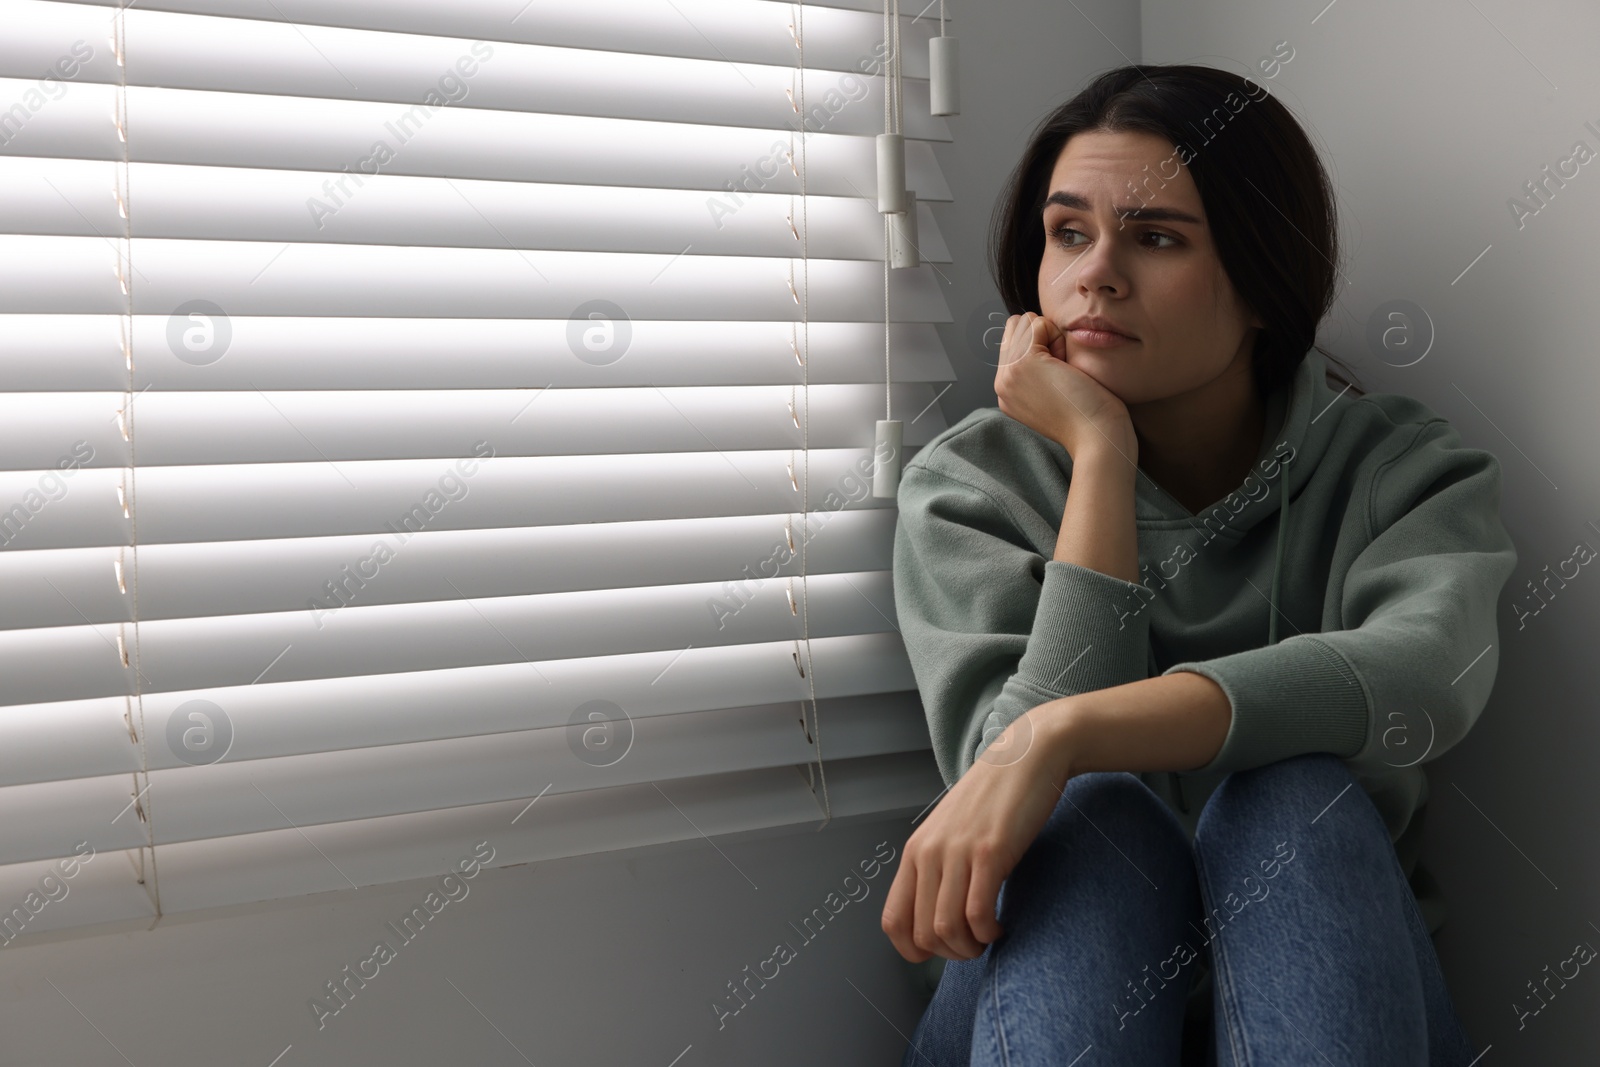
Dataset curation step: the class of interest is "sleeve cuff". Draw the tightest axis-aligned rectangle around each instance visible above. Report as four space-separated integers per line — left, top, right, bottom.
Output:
1164 635 1371 774
965 560 1151 774
1011 559 1152 696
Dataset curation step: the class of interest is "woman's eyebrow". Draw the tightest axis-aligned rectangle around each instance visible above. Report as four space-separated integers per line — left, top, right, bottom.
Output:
1044 190 1203 225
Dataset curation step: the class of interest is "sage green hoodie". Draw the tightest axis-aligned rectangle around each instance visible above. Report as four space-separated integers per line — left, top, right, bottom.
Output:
891 347 1517 936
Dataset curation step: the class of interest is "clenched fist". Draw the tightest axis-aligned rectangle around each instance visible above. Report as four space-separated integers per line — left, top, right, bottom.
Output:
994 312 1136 462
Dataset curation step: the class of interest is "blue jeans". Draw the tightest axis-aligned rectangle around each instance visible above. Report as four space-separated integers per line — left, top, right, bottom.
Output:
900 753 1480 1065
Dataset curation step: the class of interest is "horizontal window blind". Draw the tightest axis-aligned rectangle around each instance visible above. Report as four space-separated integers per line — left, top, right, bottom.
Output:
0 0 953 937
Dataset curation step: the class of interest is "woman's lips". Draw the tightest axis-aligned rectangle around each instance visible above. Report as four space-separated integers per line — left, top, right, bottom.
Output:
1067 328 1137 347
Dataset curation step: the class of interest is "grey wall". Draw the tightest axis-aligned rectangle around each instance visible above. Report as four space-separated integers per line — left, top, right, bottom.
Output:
0 815 933 1066
1138 1 1600 1061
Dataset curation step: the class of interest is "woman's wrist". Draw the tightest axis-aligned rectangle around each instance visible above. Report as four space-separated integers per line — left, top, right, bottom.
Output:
1070 432 1138 473
1060 416 1138 469
1035 696 1087 788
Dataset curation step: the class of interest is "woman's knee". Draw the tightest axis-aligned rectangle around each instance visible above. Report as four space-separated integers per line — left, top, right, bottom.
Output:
1237 751 1352 793
1030 771 1190 859
1194 752 1382 860
999 773 1202 961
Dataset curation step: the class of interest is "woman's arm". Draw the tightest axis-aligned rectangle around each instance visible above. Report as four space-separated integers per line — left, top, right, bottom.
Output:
1034 670 1234 780
883 438 1228 964
1053 443 1141 583
1031 443 1236 777
878 674 1232 965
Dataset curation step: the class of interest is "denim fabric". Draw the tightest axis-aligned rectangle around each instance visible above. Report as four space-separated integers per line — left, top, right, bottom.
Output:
900 753 1479 1066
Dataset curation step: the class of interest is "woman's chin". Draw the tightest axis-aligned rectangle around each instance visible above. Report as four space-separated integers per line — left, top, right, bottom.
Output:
1065 355 1137 401
1064 350 1116 378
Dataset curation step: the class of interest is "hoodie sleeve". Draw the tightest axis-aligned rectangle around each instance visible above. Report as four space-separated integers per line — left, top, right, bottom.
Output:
1161 417 1519 779
893 461 1153 787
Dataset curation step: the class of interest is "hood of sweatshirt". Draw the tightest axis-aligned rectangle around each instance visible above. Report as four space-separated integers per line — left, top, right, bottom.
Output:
1127 346 1335 649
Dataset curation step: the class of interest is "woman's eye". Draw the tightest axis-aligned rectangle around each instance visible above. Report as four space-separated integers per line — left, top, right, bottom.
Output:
1046 224 1177 250
1046 224 1081 248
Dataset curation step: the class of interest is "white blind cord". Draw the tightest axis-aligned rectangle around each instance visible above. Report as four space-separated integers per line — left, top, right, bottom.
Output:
114 0 162 924
882 0 891 135
884 0 898 419
795 3 830 828
892 0 902 137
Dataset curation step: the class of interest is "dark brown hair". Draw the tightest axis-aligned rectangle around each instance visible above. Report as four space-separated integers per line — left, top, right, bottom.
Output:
989 63 1363 399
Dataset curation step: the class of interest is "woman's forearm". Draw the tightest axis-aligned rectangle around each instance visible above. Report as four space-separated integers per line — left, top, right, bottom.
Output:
1044 434 1228 777
1054 444 1140 584
1038 671 1234 779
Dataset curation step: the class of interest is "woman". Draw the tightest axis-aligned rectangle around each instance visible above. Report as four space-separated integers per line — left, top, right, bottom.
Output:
884 64 1517 1065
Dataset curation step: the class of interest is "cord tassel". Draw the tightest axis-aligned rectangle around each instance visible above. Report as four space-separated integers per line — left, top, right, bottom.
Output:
889 190 919 267
873 419 903 498
930 36 959 115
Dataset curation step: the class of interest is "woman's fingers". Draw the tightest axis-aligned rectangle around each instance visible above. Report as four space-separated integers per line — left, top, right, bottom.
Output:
1029 315 1050 360
966 849 1007 947
933 854 988 960
998 313 1023 369
880 856 929 962
912 850 961 960
1033 313 1067 361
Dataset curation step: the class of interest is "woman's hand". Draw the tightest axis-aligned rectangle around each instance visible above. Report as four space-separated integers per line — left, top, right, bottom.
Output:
994 312 1136 462
880 702 1078 963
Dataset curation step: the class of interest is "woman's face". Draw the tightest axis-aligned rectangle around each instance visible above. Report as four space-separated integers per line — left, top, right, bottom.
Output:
1036 128 1262 406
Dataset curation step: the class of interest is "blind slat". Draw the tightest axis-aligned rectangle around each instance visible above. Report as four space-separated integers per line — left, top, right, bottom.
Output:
0 571 904 703
0 317 956 391
0 383 947 468
36 0 935 74
0 236 955 320
1 663 921 788
0 697 929 865
1 509 899 628
4 2 945 136
0 751 941 932
0 447 928 549
0 82 954 201
0 158 951 260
